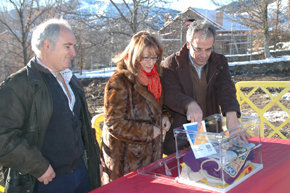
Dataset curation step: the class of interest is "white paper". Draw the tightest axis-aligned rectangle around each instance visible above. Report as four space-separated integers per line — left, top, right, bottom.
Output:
183 121 216 158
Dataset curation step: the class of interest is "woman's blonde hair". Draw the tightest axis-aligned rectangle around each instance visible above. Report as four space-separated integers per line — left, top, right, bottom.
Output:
113 31 163 75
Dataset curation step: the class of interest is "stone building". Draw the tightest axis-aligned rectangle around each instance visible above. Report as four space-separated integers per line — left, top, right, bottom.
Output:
158 7 250 58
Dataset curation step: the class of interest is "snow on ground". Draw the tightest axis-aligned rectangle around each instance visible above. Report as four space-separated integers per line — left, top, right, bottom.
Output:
74 55 290 79
75 55 289 137
264 111 289 122
282 93 290 100
75 67 116 79
229 55 290 66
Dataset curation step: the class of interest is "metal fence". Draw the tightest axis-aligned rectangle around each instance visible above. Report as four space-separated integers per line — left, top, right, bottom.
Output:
236 81 290 139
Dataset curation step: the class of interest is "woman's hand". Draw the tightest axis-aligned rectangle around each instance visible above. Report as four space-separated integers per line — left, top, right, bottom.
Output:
162 116 171 132
153 126 161 138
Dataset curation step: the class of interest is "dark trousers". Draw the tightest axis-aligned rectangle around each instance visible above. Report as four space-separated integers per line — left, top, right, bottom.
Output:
34 162 90 193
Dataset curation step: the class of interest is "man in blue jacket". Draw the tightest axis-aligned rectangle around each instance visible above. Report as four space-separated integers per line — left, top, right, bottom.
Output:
0 18 100 193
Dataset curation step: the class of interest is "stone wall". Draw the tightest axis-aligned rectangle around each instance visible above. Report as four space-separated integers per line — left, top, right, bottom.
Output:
229 60 290 75
226 50 290 62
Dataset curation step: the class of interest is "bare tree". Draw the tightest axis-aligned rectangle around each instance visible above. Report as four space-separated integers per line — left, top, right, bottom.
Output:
0 0 65 68
0 31 16 82
269 0 289 50
271 0 282 50
108 0 169 36
61 0 118 73
288 0 290 28
94 0 170 62
61 0 171 71
261 0 271 58
213 0 272 58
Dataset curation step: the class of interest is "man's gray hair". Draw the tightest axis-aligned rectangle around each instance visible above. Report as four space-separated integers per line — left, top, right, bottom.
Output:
186 19 216 43
31 18 72 56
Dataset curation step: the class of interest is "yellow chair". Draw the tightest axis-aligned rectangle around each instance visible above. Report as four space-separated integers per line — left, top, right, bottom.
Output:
0 185 4 193
91 113 104 147
91 113 167 158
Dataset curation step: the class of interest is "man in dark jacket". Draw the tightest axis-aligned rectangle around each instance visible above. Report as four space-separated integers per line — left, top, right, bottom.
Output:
161 19 248 155
0 18 100 193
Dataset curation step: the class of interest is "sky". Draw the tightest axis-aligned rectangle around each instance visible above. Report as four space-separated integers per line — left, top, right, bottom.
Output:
1 0 224 12
167 0 219 11
162 0 234 11
106 0 233 11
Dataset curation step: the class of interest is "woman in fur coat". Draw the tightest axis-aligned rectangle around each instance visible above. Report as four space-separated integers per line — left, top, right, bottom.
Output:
101 31 171 184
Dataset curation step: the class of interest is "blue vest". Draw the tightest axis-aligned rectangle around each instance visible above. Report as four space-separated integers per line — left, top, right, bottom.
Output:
40 71 84 174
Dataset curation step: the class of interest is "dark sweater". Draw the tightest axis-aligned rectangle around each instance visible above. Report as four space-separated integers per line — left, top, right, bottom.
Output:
41 71 84 175
190 66 208 118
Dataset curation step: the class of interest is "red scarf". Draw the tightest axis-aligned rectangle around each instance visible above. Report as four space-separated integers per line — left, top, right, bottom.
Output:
138 65 162 101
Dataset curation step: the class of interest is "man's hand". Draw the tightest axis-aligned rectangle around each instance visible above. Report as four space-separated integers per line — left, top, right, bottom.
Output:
37 164 56 185
226 111 250 147
186 101 203 126
162 116 171 132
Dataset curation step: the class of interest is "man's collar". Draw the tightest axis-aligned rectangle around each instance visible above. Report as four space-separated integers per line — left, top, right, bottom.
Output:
188 53 204 70
36 57 73 83
36 57 54 74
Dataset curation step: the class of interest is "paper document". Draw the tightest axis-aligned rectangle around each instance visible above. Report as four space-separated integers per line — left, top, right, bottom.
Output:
183 121 216 158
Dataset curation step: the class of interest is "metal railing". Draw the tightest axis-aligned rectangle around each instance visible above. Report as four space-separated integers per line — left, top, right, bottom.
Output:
236 81 290 139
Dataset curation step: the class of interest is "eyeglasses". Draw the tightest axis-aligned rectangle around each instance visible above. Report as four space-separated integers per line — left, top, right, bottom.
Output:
142 56 159 62
190 43 213 54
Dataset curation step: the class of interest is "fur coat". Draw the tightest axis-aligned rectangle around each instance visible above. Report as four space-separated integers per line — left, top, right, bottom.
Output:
101 61 167 184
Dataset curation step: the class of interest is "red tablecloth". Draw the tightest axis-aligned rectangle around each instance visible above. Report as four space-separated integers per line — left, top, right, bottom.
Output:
91 138 290 193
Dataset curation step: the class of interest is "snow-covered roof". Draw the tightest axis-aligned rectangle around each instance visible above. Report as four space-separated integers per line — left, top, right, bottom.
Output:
160 6 250 32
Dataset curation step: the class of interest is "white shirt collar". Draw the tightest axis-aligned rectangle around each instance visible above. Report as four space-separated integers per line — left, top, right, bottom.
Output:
36 57 73 83
36 57 75 111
